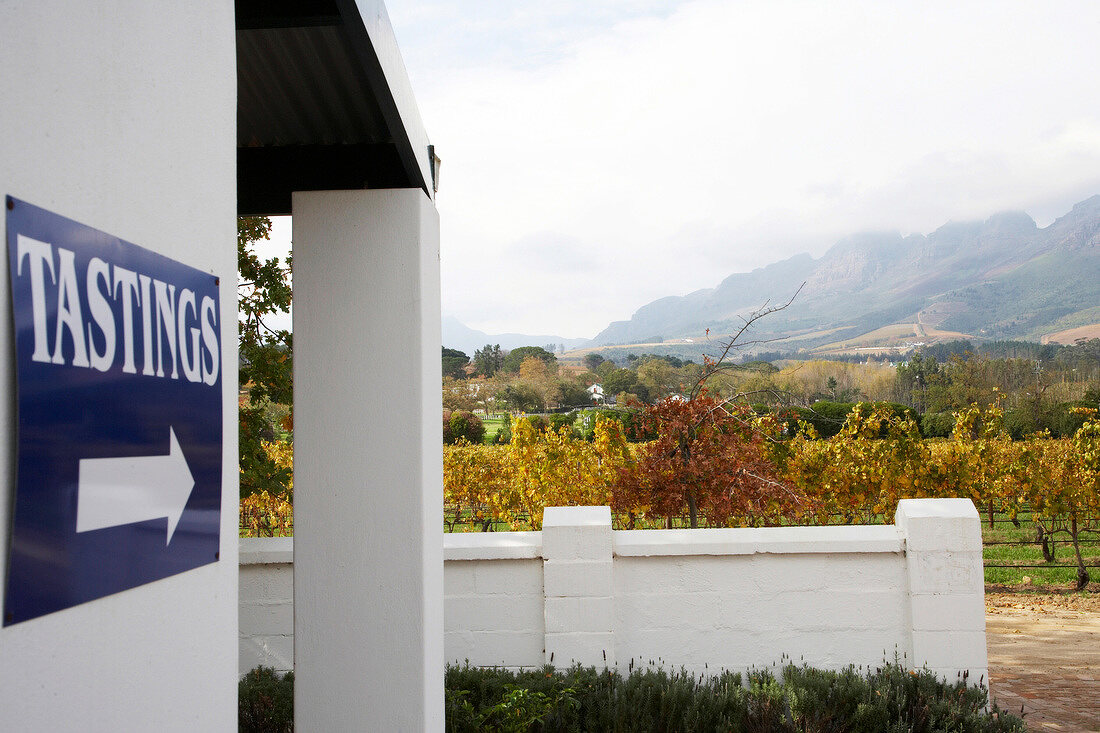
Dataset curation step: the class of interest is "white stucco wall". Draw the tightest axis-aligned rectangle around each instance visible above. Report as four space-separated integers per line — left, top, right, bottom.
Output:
612 543 909 676
240 500 987 686
445 532 545 668
292 189 443 730
239 538 295 675
0 3 238 730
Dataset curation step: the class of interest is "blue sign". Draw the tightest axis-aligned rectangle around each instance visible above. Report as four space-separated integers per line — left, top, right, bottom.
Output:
4 197 223 625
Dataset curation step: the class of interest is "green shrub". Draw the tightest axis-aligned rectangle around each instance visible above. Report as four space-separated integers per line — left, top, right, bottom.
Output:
1004 408 1039 440
447 410 486 445
239 667 294 732
920 411 955 438
802 401 919 439
494 419 512 444
543 412 581 440
804 401 857 437
493 415 550 445
1045 400 1094 438
238 661 1024 732
445 662 1025 732
547 412 578 433
577 408 646 442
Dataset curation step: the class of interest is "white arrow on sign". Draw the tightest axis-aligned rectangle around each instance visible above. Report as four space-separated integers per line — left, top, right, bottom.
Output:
76 427 195 545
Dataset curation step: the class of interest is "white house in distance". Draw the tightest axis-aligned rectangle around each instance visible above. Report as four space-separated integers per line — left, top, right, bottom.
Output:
1 1 442 730
587 383 606 403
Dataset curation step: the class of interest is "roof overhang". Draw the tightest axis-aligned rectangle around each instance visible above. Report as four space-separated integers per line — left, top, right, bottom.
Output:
236 0 434 216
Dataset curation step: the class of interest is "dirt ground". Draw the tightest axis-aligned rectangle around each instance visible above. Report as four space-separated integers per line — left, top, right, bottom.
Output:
986 590 1100 732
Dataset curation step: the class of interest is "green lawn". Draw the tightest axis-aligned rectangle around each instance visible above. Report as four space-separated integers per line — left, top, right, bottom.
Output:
980 512 1099 589
478 415 507 444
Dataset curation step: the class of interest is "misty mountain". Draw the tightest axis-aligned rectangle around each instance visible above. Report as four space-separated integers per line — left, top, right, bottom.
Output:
442 316 591 356
593 195 1100 351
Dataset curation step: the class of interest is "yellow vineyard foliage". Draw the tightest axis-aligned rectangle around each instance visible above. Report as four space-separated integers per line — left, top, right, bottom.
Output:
443 404 1100 534
247 404 1098 544
240 490 293 537
785 402 1099 527
240 440 293 536
785 403 939 522
262 438 294 491
444 416 634 530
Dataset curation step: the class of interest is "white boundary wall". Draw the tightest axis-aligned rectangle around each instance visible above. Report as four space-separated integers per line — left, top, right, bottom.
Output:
241 499 987 685
239 537 295 674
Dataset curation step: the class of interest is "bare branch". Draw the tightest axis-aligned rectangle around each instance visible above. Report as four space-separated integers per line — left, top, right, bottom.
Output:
740 470 804 503
690 283 804 400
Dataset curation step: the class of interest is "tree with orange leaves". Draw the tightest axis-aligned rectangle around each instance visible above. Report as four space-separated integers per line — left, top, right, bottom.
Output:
613 287 809 528
612 393 806 528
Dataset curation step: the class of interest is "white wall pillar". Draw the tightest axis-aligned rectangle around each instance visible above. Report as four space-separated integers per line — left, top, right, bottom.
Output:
896 498 988 685
293 189 443 730
542 506 615 668
0 3 237 730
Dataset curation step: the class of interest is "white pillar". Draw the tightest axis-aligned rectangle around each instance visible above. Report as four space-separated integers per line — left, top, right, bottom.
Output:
292 189 443 730
542 506 615 668
896 498 988 686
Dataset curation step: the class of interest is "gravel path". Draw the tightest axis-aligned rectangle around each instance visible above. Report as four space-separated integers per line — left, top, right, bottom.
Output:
986 592 1100 732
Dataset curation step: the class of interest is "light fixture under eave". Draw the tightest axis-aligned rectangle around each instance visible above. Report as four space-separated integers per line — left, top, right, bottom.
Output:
429 144 441 193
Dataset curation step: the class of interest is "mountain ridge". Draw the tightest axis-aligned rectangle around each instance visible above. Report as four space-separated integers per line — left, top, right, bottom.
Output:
592 195 1100 351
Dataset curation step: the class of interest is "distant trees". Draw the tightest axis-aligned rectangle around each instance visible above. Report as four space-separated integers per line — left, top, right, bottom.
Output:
473 344 504 377
636 357 699 401
601 367 649 403
442 347 470 379
867 339 1100 438
918 340 975 363
450 325 1100 446
442 377 479 412
447 346 592 422
499 383 543 413
519 357 562 409
502 345 557 374
479 337 1100 433
558 380 591 408
895 352 941 413
489 355 594 413
583 353 606 371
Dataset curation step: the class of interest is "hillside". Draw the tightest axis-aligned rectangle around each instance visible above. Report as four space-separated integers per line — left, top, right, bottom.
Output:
592 196 1100 354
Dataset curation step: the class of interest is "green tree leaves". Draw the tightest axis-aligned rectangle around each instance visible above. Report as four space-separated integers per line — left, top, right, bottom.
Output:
238 216 293 498
502 345 556 374
473 344 504 377
443 347 470 379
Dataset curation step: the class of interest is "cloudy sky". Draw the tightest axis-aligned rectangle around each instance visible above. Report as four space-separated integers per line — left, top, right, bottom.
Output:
270 1 1100 340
